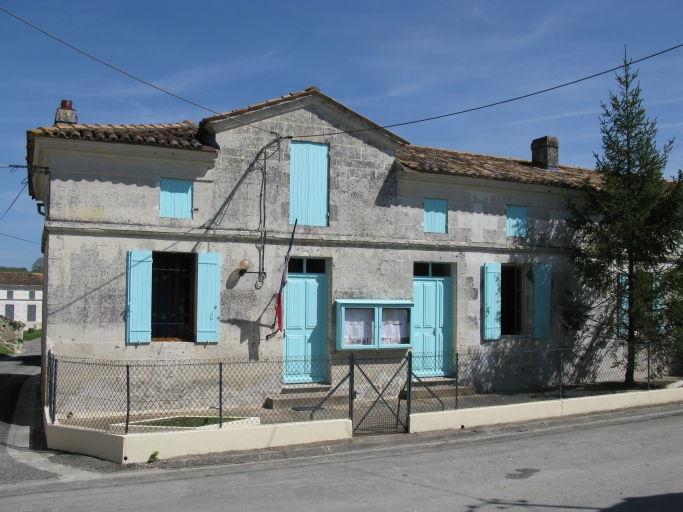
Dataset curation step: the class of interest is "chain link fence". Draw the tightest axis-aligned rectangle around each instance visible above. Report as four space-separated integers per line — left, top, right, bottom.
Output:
46 343 682 435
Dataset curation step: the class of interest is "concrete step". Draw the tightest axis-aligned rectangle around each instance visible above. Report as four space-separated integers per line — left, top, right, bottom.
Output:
264 392 347 410
399 381 475 400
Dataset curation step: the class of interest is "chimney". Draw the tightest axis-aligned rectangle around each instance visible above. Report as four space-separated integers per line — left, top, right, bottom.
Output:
54 100 78 126
531 136 559 170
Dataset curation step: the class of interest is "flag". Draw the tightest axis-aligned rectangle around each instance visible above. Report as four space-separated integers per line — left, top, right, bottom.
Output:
275 220 297 333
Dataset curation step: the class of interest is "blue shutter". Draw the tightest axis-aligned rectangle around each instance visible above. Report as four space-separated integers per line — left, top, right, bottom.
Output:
653 274 664 333
618 273 628 337
506 205 527 237
483 262 502 340
424 198 448 233
196 252 221 343
533 264 552 338
160 178 193 219
126 250 152 344
290 142 329 226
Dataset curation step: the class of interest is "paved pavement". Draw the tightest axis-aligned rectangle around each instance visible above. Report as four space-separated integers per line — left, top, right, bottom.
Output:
2 342 683 510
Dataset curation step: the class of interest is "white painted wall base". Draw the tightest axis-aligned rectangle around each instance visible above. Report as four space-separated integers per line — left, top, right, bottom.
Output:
409 387 683 433
43 408 352 464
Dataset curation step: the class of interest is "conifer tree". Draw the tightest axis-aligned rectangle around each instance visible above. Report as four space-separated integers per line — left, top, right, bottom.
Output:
563 56 683 384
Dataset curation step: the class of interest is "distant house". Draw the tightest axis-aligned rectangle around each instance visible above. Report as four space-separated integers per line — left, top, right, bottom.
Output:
0 272 43 330
26 88 594 382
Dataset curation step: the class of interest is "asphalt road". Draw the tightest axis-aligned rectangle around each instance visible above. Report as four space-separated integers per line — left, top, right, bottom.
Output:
1 402 682 511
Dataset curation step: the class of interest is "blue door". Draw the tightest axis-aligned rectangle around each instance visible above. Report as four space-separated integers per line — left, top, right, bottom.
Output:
413 273 452 376
284 259 328 383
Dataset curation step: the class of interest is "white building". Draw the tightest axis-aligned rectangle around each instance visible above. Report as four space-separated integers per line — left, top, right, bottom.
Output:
0 272 43 330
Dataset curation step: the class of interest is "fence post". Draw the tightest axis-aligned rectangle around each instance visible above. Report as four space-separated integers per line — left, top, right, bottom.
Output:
406 352 412 432
647 342 651 391
349 353 355 421
51 356 58 424
219 362 223 429
455 352 459 410
559 348 564 400
125 364 130 435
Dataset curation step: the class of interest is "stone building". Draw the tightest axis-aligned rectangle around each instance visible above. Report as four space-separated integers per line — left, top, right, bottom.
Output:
26 88 596 384
0 272 43 330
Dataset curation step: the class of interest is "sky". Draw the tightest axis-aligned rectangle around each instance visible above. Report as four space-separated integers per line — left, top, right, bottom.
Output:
0 0 682 268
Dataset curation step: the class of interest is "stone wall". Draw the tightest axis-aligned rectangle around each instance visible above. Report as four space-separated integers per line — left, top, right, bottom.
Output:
42 101 579 361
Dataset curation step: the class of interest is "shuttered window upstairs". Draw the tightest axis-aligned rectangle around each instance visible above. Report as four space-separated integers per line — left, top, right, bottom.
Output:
506 205 527 238
160 178 193 219
289 142 329 226
424 198 448 233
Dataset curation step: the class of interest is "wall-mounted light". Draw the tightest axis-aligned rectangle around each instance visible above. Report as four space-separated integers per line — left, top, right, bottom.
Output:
239 259 251 275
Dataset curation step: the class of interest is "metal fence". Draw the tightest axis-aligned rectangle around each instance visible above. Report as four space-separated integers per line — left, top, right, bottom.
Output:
46 343 682 435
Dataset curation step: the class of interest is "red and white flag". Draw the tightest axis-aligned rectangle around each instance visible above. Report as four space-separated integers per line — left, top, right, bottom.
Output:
274 220 297 334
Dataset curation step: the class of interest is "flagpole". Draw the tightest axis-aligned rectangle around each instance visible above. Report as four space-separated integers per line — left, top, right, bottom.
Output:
266 220 297 340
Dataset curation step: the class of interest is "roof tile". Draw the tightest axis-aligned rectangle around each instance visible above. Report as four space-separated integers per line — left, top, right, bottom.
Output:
0 273 43 286
395 145 600 190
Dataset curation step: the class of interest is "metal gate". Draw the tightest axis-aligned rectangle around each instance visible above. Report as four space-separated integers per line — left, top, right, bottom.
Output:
349 354 411 434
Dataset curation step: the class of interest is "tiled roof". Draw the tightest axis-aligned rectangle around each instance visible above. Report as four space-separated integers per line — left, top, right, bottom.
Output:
0 273 43 286
28 121 209 150
395 145 600 190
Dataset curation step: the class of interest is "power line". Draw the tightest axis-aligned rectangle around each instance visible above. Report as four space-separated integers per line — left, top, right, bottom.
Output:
0 7 274 135
2 7 681 141
0 231 40 244
0 183 28 222
293 42 683 139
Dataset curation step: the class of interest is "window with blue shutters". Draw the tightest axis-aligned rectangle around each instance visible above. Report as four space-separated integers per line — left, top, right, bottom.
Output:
196 253 221 343
290 142 329 226
424 198 448 233
126 250 220 343
483 262 502 340
533 264 552 338
506 205 527 238
126 250 153 344
160 178 193 219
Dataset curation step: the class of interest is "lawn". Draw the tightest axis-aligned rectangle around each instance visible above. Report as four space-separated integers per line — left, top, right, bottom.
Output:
23 329 42 341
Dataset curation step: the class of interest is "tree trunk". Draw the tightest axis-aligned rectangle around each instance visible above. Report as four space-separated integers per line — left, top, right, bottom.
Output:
625 251 636 385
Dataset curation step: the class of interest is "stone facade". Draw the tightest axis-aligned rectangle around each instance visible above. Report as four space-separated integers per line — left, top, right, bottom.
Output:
29 92 581 364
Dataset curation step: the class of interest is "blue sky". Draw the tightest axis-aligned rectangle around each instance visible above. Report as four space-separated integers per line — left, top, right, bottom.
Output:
1 1 682 268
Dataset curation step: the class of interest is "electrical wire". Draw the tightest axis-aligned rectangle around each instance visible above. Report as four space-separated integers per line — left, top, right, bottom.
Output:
0 6 274 135
0 182 28 222
2 7 681 141
293 42 683 139
0 231 39 244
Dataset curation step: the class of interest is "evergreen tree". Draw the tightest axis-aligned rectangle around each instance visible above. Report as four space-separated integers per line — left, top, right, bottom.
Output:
563 56 683 385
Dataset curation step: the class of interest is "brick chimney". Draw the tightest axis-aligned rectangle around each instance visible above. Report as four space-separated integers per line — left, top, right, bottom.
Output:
531 136 559 170
54 100 78 126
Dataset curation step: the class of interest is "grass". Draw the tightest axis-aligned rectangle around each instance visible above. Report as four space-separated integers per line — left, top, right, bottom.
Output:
136 416 245 428
0 345 13 356
23 329 42 341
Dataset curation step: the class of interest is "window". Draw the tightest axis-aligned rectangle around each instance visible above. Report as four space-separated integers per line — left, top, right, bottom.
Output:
27 305 36 322
7 291 13 299
413 262 451 277
4 304 14 321
483 263 551 340
288 258 326 274
289 142 329 226
160 178 193 219
506 205 527 237
29 291 35 300
424 198 448 233
126 250 220 344
152 252 196 340
501 266 524 335
336 299 413 350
